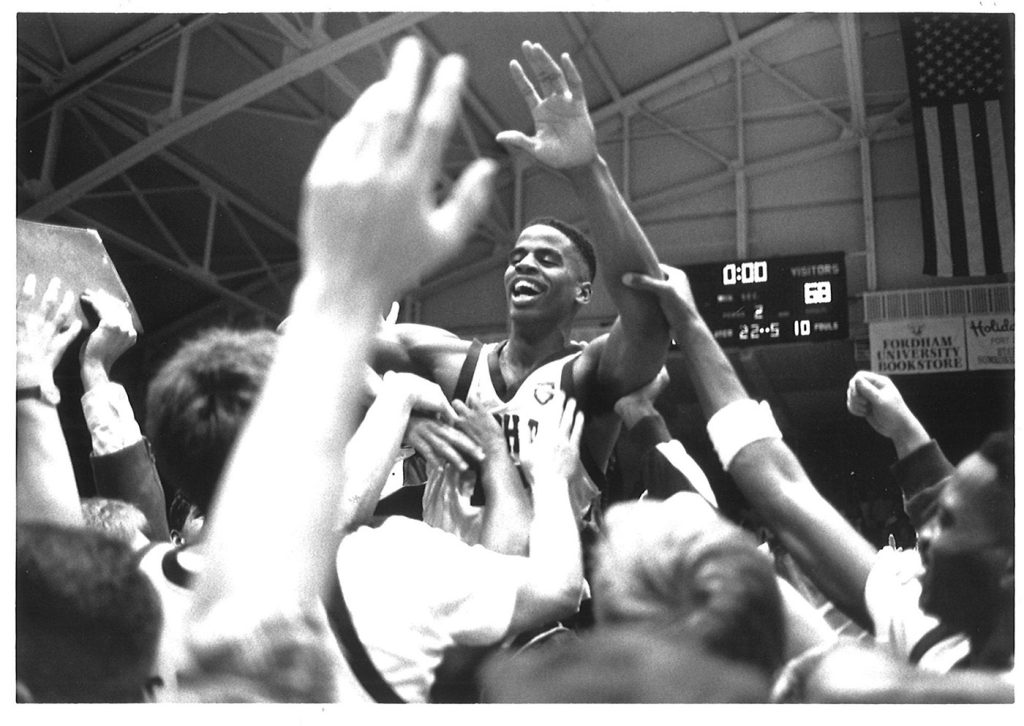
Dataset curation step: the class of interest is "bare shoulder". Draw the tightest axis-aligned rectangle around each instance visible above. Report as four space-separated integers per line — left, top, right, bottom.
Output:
375 323 475 396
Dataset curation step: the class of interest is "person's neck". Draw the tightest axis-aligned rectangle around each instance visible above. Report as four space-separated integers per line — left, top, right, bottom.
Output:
504 322 571 369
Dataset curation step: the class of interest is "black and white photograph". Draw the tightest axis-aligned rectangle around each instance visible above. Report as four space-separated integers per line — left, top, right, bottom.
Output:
11 3 1016 709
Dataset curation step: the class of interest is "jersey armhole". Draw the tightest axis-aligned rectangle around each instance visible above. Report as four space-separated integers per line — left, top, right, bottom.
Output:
559 356 609 501
453 339 484 403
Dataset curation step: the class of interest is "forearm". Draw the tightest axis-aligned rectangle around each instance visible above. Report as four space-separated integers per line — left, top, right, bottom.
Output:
79 375 172 539
526 471 584 604
566 158 670 389
81 379 144 455
669 303 748 416
890 440 956 528
669 297 875 626
564 157 661 280
479 460 532 555
730 440 876 629
194 279 379 613
337 382 416 534
886 413 932 460
16 400 84 527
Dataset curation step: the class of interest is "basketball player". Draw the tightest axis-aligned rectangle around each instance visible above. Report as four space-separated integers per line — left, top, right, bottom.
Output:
373 41 670 541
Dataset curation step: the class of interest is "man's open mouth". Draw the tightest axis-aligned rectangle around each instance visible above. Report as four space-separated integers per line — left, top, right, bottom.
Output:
511 279 545 303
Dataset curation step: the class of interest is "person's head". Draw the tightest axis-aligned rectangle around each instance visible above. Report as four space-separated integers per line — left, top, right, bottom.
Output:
917 430 1014 638
480 623 770 703
80 497 151 550
592 493 786 676
16 521 163 702
504 218 596 328
145 327 278 517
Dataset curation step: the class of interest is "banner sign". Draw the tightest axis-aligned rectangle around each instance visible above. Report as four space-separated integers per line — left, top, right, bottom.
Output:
964 314 1014 370
869 318 967 375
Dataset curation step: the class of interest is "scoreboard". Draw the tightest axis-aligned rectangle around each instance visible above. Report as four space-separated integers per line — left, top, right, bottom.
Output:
680 252 848 347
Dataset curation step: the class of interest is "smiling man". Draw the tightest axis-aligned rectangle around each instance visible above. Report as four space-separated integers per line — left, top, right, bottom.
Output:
912 432 1014 670
372 41 669 544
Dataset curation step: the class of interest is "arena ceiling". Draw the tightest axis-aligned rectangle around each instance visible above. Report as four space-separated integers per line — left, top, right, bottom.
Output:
17 11 912 347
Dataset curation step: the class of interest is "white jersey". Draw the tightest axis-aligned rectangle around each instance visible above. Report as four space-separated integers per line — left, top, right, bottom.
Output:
422 340 601 544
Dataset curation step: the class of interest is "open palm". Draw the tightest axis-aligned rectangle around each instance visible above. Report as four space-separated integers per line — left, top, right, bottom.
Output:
496 41 597 170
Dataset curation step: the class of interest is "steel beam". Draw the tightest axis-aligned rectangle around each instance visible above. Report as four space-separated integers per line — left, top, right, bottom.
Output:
23 12 435 221
589 14 807 124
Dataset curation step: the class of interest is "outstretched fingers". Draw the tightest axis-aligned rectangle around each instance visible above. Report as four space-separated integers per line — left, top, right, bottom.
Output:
523 41 569 99
410 53 467 177
559 52 586 102
54 287 77 328
508 58 541 110
40 276 62 320
374 36 426 155
20 273 37 303
430 158 496 251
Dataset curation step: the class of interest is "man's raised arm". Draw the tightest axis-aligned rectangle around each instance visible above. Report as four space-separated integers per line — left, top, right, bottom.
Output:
497 41 669 396
623 264 878 630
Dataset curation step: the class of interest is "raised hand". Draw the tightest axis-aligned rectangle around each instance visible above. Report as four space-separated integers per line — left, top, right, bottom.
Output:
79 289 138 387
495 41 597 170
299 36 496 304
846 371 929 455
17 274 83 392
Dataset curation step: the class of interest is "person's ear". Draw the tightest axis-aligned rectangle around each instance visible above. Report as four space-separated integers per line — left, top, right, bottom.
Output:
576 280 592 305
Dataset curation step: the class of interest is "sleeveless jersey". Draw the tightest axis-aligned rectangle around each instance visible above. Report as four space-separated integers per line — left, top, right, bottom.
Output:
421 340 601 544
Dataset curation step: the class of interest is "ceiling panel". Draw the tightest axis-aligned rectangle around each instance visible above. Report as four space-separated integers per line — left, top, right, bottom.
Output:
17 11 916 349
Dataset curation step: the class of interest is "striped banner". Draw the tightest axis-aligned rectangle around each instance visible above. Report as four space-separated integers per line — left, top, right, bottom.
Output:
899 14 1014 277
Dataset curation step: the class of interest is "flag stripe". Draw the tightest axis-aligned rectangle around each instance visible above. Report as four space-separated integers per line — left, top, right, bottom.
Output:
900 13 1013 278
968 101 1003 274
912 107 939 275
936 104 969 276
953 104 986 276
986 100 1015 274
923 108 953 276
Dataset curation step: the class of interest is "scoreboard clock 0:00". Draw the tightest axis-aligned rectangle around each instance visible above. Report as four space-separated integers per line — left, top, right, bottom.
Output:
679 252 848 347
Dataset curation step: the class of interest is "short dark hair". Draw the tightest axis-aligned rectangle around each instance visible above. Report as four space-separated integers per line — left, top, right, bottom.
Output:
16 522 163 702
145 327 278 515
526 216 596 282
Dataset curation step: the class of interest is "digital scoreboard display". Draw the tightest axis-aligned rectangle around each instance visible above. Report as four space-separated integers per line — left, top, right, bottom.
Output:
680 252 848 347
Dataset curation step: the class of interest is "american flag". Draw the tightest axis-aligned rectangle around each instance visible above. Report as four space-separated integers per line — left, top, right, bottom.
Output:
899 14 1014 277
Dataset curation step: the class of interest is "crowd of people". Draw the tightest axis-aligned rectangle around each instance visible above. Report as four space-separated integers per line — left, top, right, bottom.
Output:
15 37 1014 704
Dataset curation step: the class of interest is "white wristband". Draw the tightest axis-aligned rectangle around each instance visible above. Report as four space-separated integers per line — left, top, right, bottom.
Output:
706 399 782 471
